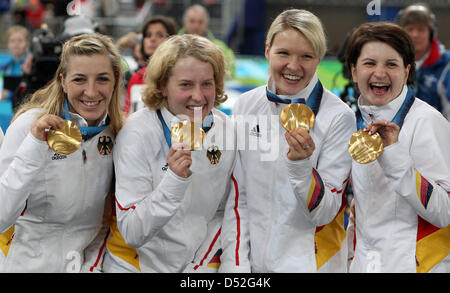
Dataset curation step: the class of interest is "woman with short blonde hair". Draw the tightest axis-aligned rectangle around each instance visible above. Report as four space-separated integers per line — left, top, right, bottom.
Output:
265 9 327 60
219 9 355 273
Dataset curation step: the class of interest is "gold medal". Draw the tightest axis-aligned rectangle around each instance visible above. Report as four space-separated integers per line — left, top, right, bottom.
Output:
171 121 205 150
280 103 315 132
348 129 384 164
47 120 82 155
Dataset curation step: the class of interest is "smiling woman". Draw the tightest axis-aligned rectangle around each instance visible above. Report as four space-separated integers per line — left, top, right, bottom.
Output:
0 33 124 272
103 34 237 273
219 9 356 274
351 41 410 106
345 22 450 273
61 54 115 126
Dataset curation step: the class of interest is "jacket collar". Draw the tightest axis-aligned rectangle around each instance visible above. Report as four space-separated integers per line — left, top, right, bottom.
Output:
67 111 108 128
267 73 318 103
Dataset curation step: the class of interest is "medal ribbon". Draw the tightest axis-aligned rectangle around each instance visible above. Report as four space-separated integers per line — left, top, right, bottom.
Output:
156 109 214 148
266 80 324 116
63 100 109 140
355 86 415 130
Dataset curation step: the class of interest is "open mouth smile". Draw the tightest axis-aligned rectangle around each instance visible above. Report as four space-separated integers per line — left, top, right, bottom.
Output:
81 100 102 107
282 73 301 81
369 82 391 95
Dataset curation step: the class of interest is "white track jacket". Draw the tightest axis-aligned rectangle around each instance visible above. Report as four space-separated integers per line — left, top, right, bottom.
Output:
0 108 114 272
349 86 450 273
220 75 356 272
112 107 236 272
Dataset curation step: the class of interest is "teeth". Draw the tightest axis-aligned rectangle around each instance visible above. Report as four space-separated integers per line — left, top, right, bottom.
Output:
283 74 300 81
370 83 390 87
187 106 203 110
82 101 100 106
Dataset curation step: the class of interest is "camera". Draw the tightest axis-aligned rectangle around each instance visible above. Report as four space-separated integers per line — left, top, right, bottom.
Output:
29 24 63 91
12 24 62 111
12 17 95 112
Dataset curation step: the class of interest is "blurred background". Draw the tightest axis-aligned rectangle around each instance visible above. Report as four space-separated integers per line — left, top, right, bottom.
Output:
0 0 449 133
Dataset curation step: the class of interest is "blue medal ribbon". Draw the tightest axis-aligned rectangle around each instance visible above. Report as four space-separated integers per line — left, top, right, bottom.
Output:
63 100 109 140
355 86 415 130
266 80 324 116
156 109 173 148
156 109 214 148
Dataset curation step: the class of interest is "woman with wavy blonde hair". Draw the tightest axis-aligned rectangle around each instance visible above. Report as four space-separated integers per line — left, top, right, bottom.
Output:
142 34 227 111
14 33 124 135
108 34 236 272
0 33 124 272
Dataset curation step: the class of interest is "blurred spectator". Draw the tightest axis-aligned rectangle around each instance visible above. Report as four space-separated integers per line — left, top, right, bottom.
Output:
179 4 235 78
61 14 96 40
237 0 266 55
25 0 45 29
1 25 30 101
116 32 146 69
40 0 71 17
12 15 95 112
99 0 119 17
0 0 11 48
0 0 9 13
398 2 450 119
122 15 178 116
65 0 96 18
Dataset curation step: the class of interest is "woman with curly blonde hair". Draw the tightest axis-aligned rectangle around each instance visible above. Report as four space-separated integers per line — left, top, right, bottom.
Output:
107 34 236 272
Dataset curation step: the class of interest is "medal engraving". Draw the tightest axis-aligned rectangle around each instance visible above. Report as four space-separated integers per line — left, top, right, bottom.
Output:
348 129 384 164
171 121 205 150
280 103 315 132
47 120 82 155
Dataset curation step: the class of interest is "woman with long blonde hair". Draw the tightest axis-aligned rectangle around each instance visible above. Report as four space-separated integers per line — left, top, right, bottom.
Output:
0 33 124 272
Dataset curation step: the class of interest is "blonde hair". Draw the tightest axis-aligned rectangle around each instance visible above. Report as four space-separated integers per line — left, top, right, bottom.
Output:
142 34 227 110
6 25 30 43
266 9 327 59
14 33 124 135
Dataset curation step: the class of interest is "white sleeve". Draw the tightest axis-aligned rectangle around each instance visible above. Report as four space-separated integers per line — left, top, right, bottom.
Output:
114 127 191 248
378 115 450 228
219 152 251 273
0 111 48 233
286 110 356 226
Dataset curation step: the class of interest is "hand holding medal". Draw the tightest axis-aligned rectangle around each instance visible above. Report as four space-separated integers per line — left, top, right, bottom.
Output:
365 120 400 147
31 114 82 156
348 129 383 164
280 103 315 133
167 120 206 179
348 119 401 164
47 120 82 155
170 120 205 151
281 104 316 161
